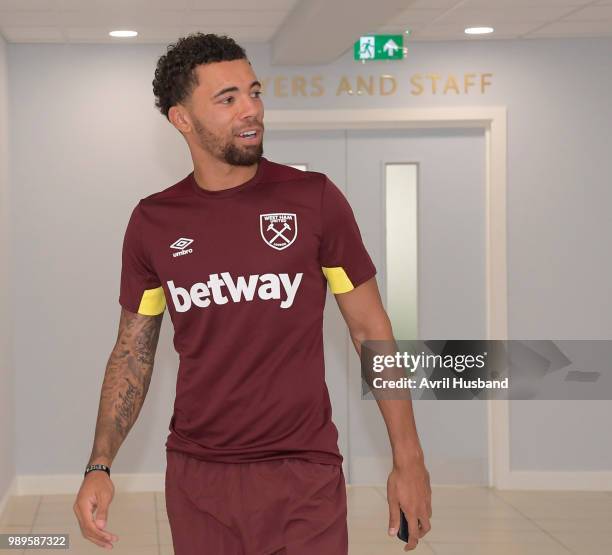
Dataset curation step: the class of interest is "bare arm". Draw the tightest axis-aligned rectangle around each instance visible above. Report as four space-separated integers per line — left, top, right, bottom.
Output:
334 277 432 550
87 307 164 467
74 307 163 549
335 278 423 462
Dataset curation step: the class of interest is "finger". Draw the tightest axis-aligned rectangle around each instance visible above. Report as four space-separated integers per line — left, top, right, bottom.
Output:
79 516 115 548
85 516 116 546
387 499 400 536
94 495 111 529
76 501 116 545
92 495 119 541
419 515 432 536
85 533 114 549
405 511 420 550
99 529 119 543
404 535 418 552
91 512 118 544
94 513 119 542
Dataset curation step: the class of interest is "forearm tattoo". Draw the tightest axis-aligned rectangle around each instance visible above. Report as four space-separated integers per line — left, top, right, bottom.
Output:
88 309 163 466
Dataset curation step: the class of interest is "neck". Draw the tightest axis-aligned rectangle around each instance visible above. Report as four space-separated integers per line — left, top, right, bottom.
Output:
192 148 259 192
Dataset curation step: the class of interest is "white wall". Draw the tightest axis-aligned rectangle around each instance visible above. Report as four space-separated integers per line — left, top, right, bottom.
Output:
0 34 15 502
8 45 187 476
7 37 612 481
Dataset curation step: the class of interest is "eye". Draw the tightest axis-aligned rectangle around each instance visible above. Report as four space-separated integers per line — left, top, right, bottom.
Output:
221 96 234 104
251 90 262 98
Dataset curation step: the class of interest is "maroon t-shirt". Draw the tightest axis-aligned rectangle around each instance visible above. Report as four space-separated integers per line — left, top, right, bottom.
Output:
119 157 377 466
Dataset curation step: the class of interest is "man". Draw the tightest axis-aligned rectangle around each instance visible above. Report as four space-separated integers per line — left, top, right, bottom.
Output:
73 33 431 554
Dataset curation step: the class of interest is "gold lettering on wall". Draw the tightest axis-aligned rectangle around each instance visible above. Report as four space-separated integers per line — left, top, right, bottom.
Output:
311 75 324 97
336 76 353 95
464 73 476 93
410 73 493 95
258 73 493 98
261 75 327 97
481 73 492 93
443 75 460 94
336 74 400 96
291 75 307 96
426 73 441 94
380 75 397 96
410 74 424 95
274 75 288 97
356 75 374 95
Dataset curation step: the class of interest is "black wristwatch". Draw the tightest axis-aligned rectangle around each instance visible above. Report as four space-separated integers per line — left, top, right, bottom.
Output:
84 463 111 478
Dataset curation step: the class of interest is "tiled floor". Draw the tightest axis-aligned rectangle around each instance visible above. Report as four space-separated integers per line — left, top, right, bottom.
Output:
1 486 611 554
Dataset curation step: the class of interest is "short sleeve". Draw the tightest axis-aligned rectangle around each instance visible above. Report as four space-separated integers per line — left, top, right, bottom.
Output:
118 203 166 315
319 177 377 294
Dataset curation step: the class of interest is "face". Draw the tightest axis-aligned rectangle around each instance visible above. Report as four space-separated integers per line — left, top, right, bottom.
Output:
180 59 264 166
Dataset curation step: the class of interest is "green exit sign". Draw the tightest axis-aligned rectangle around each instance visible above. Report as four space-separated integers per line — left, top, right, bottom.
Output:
354 35 404 61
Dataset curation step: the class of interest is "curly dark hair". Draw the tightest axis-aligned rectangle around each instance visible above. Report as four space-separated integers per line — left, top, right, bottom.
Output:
152 33 247 120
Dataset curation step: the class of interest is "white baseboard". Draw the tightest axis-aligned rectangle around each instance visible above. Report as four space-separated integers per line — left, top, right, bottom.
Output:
7 470 612 498
496 471 612 491
351 475 612 491
0 475 17 517
15 473 166 496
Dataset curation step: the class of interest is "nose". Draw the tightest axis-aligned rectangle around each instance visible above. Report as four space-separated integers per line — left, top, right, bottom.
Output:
238 94 261 121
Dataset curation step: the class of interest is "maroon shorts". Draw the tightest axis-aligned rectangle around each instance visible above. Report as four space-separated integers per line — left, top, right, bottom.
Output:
165 450 348 555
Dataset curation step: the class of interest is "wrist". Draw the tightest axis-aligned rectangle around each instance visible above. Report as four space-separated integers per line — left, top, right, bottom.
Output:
392 443 425 470
88 455 112 467
84 463 111 478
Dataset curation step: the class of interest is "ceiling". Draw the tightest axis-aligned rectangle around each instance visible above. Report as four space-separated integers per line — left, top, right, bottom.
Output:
0 0 301 44
0 0 610 64
380 0 612 40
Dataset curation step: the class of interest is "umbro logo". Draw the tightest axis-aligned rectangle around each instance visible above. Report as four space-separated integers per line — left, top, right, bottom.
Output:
170 237 194 258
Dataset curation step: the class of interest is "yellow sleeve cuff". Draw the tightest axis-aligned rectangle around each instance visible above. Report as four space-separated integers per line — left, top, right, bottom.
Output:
321 266 355 294
137 286 166 315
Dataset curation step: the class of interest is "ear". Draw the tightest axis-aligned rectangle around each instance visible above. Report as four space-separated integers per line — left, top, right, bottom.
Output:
168 105 191 134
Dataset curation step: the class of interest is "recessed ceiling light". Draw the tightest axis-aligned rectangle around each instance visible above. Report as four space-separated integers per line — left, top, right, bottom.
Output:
464 27 494 35
109 30 138 38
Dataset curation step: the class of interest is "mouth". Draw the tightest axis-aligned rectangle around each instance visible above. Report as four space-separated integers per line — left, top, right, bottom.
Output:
236 128 263 141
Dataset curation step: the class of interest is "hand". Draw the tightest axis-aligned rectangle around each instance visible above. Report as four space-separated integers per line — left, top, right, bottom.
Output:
73 472 119 549
386 457 432 551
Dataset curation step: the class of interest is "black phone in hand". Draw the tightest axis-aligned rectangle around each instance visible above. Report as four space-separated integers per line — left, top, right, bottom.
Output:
397 509 409 542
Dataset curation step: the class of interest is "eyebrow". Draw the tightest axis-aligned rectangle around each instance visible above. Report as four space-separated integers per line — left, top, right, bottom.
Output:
212 80 262 99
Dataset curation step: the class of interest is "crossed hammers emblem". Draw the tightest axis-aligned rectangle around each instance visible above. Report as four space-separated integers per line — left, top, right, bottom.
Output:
266 221 292 244
260 213 297 250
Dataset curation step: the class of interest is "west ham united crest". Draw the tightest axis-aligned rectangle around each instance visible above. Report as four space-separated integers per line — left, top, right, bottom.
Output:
260 213 298 251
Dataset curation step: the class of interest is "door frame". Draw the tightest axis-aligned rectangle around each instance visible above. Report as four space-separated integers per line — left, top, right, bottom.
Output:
266 107 510 488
